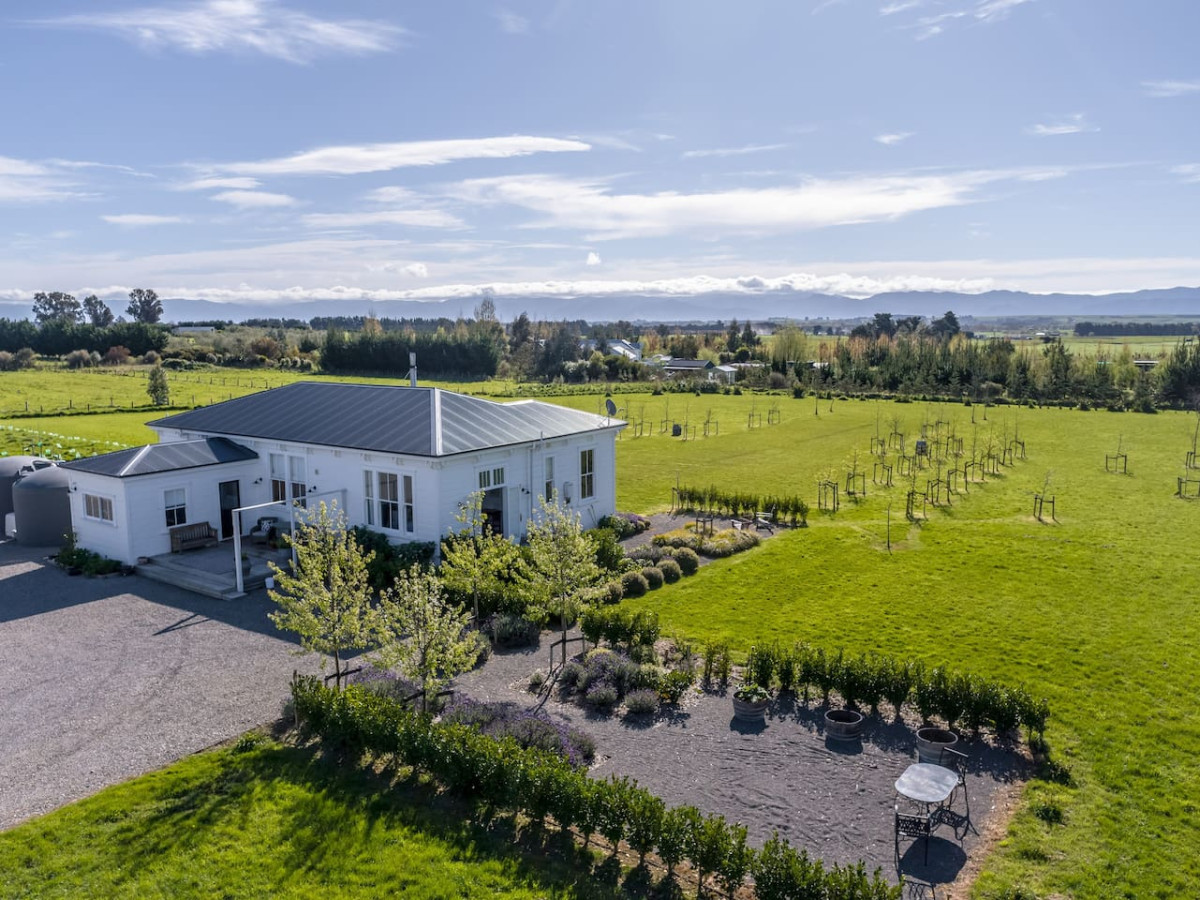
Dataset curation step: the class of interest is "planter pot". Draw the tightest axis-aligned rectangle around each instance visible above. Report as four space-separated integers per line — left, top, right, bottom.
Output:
824 708 865 741
732 697 769 722
916 726 959 764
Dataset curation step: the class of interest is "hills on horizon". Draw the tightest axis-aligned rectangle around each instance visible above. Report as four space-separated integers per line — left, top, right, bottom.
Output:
3 286 1200 325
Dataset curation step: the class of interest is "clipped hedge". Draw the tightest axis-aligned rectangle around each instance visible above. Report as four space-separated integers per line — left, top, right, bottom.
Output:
740 642 1049 737
291 677 898 900
674 485 809 527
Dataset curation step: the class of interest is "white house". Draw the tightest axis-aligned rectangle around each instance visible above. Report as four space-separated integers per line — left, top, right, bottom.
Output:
62 382 625 566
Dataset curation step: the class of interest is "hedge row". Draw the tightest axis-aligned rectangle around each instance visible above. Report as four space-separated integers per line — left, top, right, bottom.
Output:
291 677 899 900
581 606 660 651
741 643 1050 737
675 485 809 526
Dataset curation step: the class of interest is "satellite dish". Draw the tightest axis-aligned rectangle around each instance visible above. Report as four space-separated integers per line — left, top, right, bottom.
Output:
605 398 617 416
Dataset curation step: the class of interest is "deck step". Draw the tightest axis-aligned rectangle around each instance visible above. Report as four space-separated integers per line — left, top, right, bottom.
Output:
135 560 267 600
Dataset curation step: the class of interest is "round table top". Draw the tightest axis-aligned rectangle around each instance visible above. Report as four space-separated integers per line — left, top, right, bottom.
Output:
895 763 959 804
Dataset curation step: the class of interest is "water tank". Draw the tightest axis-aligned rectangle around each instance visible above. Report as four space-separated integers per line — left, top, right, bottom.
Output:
12 464 72 548
0 456 52 523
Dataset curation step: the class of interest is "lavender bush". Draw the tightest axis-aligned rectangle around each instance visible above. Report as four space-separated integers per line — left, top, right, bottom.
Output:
440 697 596 766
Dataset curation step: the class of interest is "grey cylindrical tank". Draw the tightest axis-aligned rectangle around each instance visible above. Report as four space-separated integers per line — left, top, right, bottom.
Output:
12 464 72 548
0 456 52 521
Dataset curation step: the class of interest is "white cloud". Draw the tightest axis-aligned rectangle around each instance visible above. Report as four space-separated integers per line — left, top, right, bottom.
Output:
301 209 464 229
1171 164 1200 183
681 143 787 159
1027 113 1098 136
0 156 85 203
101 214 188 226
174 176 262 191
448 167 1067 240
875 132 914 146
880 1 923 14
495 10 529 34
974 0 1033 24
404 262 429 278
364 186 421 204
216 135 590 177
36 0 403 64
586 251 602 266
211 189 298 208
1142 79 1200 99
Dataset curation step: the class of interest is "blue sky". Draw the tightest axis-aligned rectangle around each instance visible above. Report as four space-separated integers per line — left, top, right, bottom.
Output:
1 0 1199 311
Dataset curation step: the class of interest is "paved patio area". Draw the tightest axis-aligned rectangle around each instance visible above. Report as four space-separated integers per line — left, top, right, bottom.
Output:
0 540 316 830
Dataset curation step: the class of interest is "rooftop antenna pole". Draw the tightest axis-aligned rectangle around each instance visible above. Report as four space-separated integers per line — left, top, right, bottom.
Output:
409 352 417 387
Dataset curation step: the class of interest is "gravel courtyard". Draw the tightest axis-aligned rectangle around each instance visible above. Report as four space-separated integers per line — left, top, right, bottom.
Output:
0 541 314 830
455 632 1031 895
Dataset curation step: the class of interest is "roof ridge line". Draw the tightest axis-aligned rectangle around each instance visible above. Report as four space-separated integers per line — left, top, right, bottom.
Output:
117 444 153 478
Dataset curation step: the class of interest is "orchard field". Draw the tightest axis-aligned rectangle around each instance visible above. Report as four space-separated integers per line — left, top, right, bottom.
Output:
2 369 1199 897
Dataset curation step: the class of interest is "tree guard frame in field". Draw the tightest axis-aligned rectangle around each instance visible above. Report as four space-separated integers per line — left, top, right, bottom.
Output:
818 480 840 513
703 408 719 438
1033 492 1056 521
1105 438 1129 475
767 402 782 426
905 488 927 521
888 429 906 454
873 461 894 487
871 436 887 456
1176 475 1200 499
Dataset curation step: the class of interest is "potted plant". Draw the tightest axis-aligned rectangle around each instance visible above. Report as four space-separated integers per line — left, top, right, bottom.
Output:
732 683 770 722
916 725 959 763
824 707 865 741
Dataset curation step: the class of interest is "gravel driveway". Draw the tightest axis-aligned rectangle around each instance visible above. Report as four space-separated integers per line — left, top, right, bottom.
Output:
0 541 315 830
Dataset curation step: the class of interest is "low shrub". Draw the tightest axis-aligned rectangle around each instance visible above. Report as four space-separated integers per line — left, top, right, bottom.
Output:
55 533 122 576
486 613 540 648
602 580 624 604
598 512 652 539
440 697 596 766
620 570 649 598
642 566 665 589
699 528 760 558
589 527 626 574
658 558 682 583
627 544 668 563
659 669 695 704
672 547 701 575
560 660 587 692
624 688 660 715
585 680 619 709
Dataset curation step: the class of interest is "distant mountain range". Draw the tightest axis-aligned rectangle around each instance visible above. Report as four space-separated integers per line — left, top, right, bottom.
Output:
3 286 1200 324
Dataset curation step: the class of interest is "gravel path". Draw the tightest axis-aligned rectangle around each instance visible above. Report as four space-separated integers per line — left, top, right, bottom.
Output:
455 630 1029 894
0 541 317 830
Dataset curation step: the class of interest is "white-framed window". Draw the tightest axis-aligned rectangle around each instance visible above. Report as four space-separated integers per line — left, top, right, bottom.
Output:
580 449 595 500
84 493 114 523
543 456 555 502
289 455 307 507
364 470 415 534
269 453 287 503
164 488 187 527
478 466 505 490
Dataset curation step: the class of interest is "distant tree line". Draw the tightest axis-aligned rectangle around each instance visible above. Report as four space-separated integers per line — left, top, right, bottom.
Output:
1074 321 1200 337
0 318 169 358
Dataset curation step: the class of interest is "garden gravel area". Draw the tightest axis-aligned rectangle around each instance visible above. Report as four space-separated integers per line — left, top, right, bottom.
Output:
0 541 316 830
455 631 1030 893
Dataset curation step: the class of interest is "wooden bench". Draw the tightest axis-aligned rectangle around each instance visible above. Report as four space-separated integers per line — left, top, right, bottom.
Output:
169 522 219 553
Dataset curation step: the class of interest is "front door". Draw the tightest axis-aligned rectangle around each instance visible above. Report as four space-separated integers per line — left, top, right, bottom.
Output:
218 480 241 540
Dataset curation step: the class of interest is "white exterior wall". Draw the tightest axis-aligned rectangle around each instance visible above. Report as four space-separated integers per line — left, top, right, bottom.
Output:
66 459 259 565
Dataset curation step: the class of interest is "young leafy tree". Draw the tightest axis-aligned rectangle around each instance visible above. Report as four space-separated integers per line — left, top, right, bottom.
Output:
525 496 602 665
268 502 377 690
438 491 504 624
371 564 477 708
146 364 170 406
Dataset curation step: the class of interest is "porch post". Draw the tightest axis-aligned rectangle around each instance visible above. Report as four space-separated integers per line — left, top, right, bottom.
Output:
233 509 243 594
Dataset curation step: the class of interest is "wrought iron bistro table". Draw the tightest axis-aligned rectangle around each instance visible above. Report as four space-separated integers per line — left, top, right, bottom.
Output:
895 763 959 807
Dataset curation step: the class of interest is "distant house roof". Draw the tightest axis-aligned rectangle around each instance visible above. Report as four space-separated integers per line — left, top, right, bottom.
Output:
148 382 621 457
62 437 258 478
663 358 714 370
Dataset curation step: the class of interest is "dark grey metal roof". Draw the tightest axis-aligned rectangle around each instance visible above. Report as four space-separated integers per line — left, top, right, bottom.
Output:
664 358 714 369
148 383 621 457
62 437 258 478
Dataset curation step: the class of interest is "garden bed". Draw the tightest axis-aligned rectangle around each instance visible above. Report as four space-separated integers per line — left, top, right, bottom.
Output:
617 512 782 565
453 627 1031 894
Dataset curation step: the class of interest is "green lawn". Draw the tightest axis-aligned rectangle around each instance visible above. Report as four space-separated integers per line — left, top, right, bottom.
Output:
614 397 1200 898
0 737 622 900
